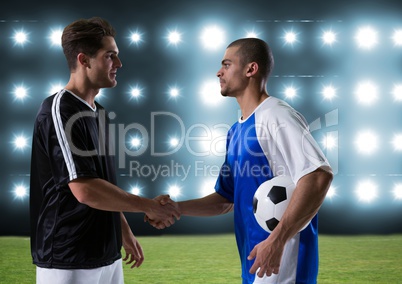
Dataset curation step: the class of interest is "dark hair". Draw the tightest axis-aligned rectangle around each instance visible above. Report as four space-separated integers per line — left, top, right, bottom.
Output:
61 17 116 71
227 38 274 79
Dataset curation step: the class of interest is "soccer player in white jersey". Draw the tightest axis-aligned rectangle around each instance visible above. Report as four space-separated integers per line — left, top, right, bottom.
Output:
30 17 180 284
148 38 333 284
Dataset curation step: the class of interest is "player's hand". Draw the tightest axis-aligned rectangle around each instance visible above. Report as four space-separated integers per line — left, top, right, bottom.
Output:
145 195 181 229
247 238 283 277
122 230 144 268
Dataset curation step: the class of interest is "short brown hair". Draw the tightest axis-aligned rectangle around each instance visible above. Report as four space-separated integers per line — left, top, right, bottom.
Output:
227 38 274 80
61 17 116 71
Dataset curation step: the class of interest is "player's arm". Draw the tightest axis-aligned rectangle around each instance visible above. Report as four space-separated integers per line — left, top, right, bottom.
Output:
248 167 333 277
69 177 180 225
272 167 332 241
120 213 144 268
178 192 234 216
146 192 233 229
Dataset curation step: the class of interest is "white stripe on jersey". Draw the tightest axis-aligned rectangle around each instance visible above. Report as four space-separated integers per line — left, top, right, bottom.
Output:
51 90 78 181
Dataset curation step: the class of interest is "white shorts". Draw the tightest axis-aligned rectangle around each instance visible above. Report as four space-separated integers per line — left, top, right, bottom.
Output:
36 259 123 284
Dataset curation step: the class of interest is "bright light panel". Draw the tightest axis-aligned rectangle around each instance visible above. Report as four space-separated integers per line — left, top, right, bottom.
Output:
354 130 378 155
356 180 377 203
168 185 181 198
199 79 224 106
14 185 28 199
130 137 142 149
14 86 28 100
392 29 402 46
49 29 63 46
130 185 141 195
129 31 143 44
391 134 402 151
49 83 64 95
355 81 378 105
322 85 336 100
392 84 402 101
393 184 402 200
322 30 336 45
14 135 28 150
14 30 28 45
169 137 180 147
130 86 142 99
322 133 338 150
167 30 182 45
200 25 225 50
326 185 336 199
355 26 378 50
200 179 216 196
284 31 297 44
284 86 297 99
169 87 180 98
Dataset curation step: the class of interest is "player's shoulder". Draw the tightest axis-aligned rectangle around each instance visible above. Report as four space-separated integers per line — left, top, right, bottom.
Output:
256 96 296 118
256 96 309 127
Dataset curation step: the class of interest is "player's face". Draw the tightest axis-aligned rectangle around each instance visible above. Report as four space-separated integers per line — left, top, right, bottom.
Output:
87 36 122 89
216 46 247 97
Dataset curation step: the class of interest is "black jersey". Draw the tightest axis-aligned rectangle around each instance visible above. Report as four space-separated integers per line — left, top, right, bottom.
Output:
30 90 122 269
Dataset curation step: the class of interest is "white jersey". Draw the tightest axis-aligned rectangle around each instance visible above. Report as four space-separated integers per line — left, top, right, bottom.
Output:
215 96 331 284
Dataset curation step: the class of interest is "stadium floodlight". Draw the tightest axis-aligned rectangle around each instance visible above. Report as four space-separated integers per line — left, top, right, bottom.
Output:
246 31 258 38
169 137 180 148
322 30 336 45
130 185 141 196
200 25 225 50
131 88 141 98
168 185 181 198
96 89 104 100
356 180 377 203
322 85 336 100
13 86 28 101
130 137 142 149
393 184 402 200
14 184 28 199
325 185 336 199
129 31 143 45
167 30 182 45
201 179 216 197
322 133 338 150
245 28 260 38
49 28 63 47
392 29 402 46
167 86 180 99
284 86 297 99
14 135 28 150
392 84 402 101
13 30 28 46
49 83 64 95
391 134 402 151
354 81 378 105
354 130 378 155
199 79 224 106
284 30 297 45
355 26 378 50
129 86 142 99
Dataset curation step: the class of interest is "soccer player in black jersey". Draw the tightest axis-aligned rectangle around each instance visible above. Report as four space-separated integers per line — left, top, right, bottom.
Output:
30 17 180 284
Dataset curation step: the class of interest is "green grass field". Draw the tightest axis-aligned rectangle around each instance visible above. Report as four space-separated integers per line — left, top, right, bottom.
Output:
0 234 401 283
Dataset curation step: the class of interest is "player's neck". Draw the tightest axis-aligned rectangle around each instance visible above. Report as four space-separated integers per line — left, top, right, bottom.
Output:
65 78 98 109
237 91 269 120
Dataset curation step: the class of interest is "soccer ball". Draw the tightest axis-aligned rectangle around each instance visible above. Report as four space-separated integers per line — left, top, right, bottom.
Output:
253 176 308 233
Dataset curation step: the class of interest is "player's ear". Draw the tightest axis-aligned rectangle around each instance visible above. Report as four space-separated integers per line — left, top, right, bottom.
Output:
246 62 258 77
77 53 91 68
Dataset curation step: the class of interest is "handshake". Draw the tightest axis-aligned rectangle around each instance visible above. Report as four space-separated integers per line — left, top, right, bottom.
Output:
144 195 181 229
